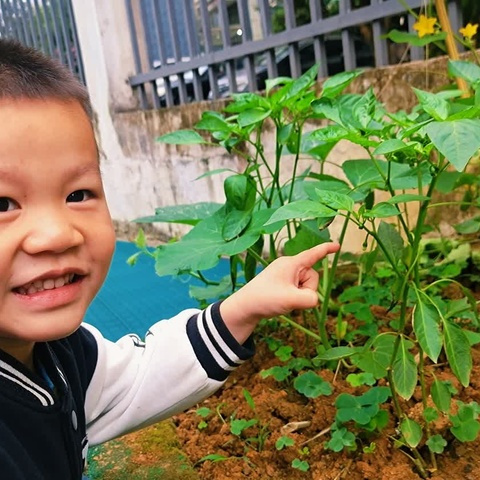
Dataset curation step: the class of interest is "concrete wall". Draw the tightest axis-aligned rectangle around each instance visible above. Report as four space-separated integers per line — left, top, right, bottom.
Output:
72 1 468 251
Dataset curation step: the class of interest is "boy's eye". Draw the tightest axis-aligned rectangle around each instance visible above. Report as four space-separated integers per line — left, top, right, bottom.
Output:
0 197 18 212
66 190 93 203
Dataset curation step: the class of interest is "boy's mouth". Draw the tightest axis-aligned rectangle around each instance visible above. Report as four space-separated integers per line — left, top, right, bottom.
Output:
14 274 82 295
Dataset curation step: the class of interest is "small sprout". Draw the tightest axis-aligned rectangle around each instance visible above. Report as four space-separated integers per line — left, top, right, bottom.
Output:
275 435 295 450
325 427 356 452
423 407 439 423
449 401 480 442
292 458 310 472
346 372 376 387
275 345 293 362
426 434 447 454
195 407 212 430
363 442 376 454
230 418 258 436
260 365 291 382
294 371 333 398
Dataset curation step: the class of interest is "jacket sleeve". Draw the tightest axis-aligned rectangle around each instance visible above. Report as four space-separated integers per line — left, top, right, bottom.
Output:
83 302 254 445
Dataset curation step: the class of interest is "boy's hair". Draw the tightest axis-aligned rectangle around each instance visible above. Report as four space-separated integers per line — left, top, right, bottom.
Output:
0 38 92 118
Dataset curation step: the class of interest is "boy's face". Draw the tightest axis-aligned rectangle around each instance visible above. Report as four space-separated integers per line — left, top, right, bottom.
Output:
0 99 115 361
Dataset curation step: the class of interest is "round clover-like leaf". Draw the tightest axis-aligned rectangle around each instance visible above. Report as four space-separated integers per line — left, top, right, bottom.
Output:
293 371 332 398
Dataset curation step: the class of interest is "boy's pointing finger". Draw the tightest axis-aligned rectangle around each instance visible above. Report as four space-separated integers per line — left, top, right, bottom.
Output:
296 242 341 267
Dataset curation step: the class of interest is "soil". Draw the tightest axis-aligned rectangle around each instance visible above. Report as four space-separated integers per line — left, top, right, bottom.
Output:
87 276 480 480
171 311 480 480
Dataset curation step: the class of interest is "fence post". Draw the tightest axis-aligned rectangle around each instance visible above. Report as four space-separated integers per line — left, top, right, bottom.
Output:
70 0 143 112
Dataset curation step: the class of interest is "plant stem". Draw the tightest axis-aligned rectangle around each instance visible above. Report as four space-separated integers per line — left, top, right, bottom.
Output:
278 314 321 342
418 347 438 471
316 214 350 349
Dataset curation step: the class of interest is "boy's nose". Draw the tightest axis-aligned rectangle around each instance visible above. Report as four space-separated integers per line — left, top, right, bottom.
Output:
22 209 84 254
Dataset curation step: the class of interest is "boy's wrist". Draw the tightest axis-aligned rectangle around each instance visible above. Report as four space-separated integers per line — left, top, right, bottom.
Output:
219 292 262 345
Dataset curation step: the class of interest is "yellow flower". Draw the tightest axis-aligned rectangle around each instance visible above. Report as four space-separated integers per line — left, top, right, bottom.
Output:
413 15 437 38
459 23 478 40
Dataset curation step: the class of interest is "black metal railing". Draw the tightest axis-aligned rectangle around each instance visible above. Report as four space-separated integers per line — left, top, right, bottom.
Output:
126 0 463 109
0 0 85 84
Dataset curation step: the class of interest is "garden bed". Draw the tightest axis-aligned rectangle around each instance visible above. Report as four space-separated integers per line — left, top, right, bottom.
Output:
173 306 480 480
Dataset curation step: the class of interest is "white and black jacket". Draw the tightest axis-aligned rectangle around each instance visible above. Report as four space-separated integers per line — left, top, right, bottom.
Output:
0 302 254 479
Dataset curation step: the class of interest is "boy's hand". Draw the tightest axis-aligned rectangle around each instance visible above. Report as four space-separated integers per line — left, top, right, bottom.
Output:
220 242 340 344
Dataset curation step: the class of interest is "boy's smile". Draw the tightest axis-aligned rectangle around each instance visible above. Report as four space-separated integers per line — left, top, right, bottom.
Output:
0 98 115 365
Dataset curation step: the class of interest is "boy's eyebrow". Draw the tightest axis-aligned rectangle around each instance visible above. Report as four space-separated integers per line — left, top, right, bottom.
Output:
64 161 101 178
0 161 101 183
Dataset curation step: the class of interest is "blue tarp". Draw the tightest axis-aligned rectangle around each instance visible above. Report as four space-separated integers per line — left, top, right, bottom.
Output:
84 241 228 341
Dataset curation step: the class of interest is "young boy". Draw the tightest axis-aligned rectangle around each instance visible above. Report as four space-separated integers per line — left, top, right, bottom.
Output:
0 38 340 479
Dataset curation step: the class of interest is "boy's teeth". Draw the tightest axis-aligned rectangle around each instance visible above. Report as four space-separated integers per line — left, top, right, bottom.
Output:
17 274 75 295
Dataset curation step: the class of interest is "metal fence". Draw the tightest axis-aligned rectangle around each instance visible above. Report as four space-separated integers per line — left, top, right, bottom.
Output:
126 0 463 110
0 0 85 84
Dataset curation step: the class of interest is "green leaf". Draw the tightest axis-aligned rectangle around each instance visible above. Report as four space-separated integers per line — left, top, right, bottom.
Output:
442 320 472 387
400 418 422 448
454 218 480 234
342 159 431 191
365 202 400 219
237 107 271 127
314 189 355 212
242 388 255 411
275 436 295 450
352 87 376 129
230 418 258 436
387 194 430 204
413 300 442 363
284 63 318 99
373 139 412 155
291 459 310 472
450 402 480 442
260 365 291 382
189 275 232 302
423 407 439 423
353 335 396 379
293 371 332 398
426 434 447 454
154 207 263 276
222 209 252 241
448 60 480 85
384 29 447 46
311 97 344 125
198 453 229 463
377 221 404 267
134 228 146 249
224 174 256 211
326 428 356 452
335 387 390 425
196 407 212 418
275 345 293 362
424 120 480 172
264 200 337 226
413 88 450 121
392 338 417 400
315 346 360 361
346 372 377 387
321 70 363 99
157 129 207 144
135 202 222 226
309 124 350 143
195 111 231 131
431 378 452 413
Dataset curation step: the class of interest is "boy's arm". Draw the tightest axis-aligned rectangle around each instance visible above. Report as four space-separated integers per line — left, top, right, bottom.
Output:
84 243 339 445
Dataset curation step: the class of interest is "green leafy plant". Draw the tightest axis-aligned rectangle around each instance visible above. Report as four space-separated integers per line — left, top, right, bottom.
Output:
194 406 212 430
139 35 480 476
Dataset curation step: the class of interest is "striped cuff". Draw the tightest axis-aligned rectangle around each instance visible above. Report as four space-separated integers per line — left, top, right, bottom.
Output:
186 301 255 381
